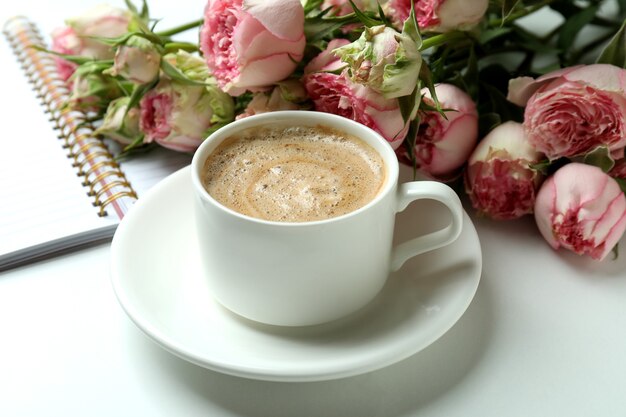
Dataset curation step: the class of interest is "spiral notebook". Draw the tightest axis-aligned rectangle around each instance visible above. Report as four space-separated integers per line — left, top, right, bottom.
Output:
0 17 191 270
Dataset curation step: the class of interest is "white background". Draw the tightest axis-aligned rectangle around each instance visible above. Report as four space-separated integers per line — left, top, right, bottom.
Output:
1 1 625 416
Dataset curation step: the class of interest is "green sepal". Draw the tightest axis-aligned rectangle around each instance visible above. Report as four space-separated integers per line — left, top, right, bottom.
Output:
529 159 551 175
582 146 615 173
124 78 158 119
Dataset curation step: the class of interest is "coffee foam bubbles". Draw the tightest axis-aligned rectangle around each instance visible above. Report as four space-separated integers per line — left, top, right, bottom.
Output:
201 125 385 222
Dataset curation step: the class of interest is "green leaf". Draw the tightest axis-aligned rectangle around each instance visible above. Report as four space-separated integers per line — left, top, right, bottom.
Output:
347 0 383 27
583 146 615 173
397 82 420 123
557 5 599 52
479 27 513 44
303 14 360 43
596 19 626 68
31 46 98 65
124 0 139 15
160 59 210 86
419 64 442 114
478 113 501 139
86 31 163 48
140 0 150 20
463 46 479 99
401 116 421 179
303 0 323 14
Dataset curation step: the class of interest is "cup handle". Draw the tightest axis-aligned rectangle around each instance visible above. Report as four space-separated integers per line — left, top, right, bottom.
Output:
390 181 464 272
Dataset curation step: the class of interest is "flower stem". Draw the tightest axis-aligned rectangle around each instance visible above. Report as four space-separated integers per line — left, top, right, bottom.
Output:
420 32 467 51
489 0 556 27
155 19 203 37
164 42 199 53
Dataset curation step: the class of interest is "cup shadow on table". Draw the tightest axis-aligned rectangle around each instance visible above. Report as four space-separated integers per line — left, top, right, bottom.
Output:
125 181 496 416
127 275 493 417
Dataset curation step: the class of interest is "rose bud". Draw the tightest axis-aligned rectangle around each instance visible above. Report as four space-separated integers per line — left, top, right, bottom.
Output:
333 24 422 99
237 80 309 119
51 4 133 80
507 64 626 160
139 52 234 152
534 163 626 261
303 39 408 149
385 0 488 32
95 97 141 145
199 0 306 96
398 83 478 179
465 121 543 220
105 36 161 85
50 27 81 81
68 72 123 113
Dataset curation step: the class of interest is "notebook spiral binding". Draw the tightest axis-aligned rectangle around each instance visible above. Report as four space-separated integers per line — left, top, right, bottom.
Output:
2 16 138 217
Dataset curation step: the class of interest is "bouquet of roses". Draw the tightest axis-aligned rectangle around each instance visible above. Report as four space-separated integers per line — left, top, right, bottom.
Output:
47 0 626 261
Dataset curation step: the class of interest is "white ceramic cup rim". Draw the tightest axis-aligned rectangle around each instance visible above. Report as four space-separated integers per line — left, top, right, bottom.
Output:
190 111 400 227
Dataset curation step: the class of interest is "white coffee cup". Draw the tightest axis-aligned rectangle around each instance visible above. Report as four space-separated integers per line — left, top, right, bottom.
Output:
191 111 463 326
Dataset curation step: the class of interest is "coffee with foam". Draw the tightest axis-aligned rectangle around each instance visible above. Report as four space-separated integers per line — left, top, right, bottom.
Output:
201 124 385 222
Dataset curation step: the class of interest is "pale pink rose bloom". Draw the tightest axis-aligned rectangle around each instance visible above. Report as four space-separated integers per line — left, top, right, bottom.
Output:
507 64 626 160
398 83 478 178
303 40 408 148
107 36 161 85
534 163 626 261
140 81 217 152
199 0 306 96
50 27 80 81
237 80 308 119
51 5 132 81
386 0 488 32
465 121 543 220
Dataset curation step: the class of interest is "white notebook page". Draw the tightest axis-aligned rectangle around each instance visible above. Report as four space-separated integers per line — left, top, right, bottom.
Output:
0 30 191 270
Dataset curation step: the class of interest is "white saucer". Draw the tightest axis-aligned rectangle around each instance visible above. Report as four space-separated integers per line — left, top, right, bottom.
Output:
110 166 482 382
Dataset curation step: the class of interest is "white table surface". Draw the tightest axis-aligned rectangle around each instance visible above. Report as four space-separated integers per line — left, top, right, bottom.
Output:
2 1 626 416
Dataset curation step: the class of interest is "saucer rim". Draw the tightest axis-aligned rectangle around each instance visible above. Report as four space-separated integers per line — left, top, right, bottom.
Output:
111 166 482 382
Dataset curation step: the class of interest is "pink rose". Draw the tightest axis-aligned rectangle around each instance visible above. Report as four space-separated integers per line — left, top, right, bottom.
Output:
397 83 478 179
51 4 132 81
68 72 123 113
50 27 80 81
534 163 626 261
237 80 308 119
139 52 235 152
465 121 544 220
199 0 306 96
302 39 408 149
507 64 626 160
106 36 161 85
385 0 488 32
